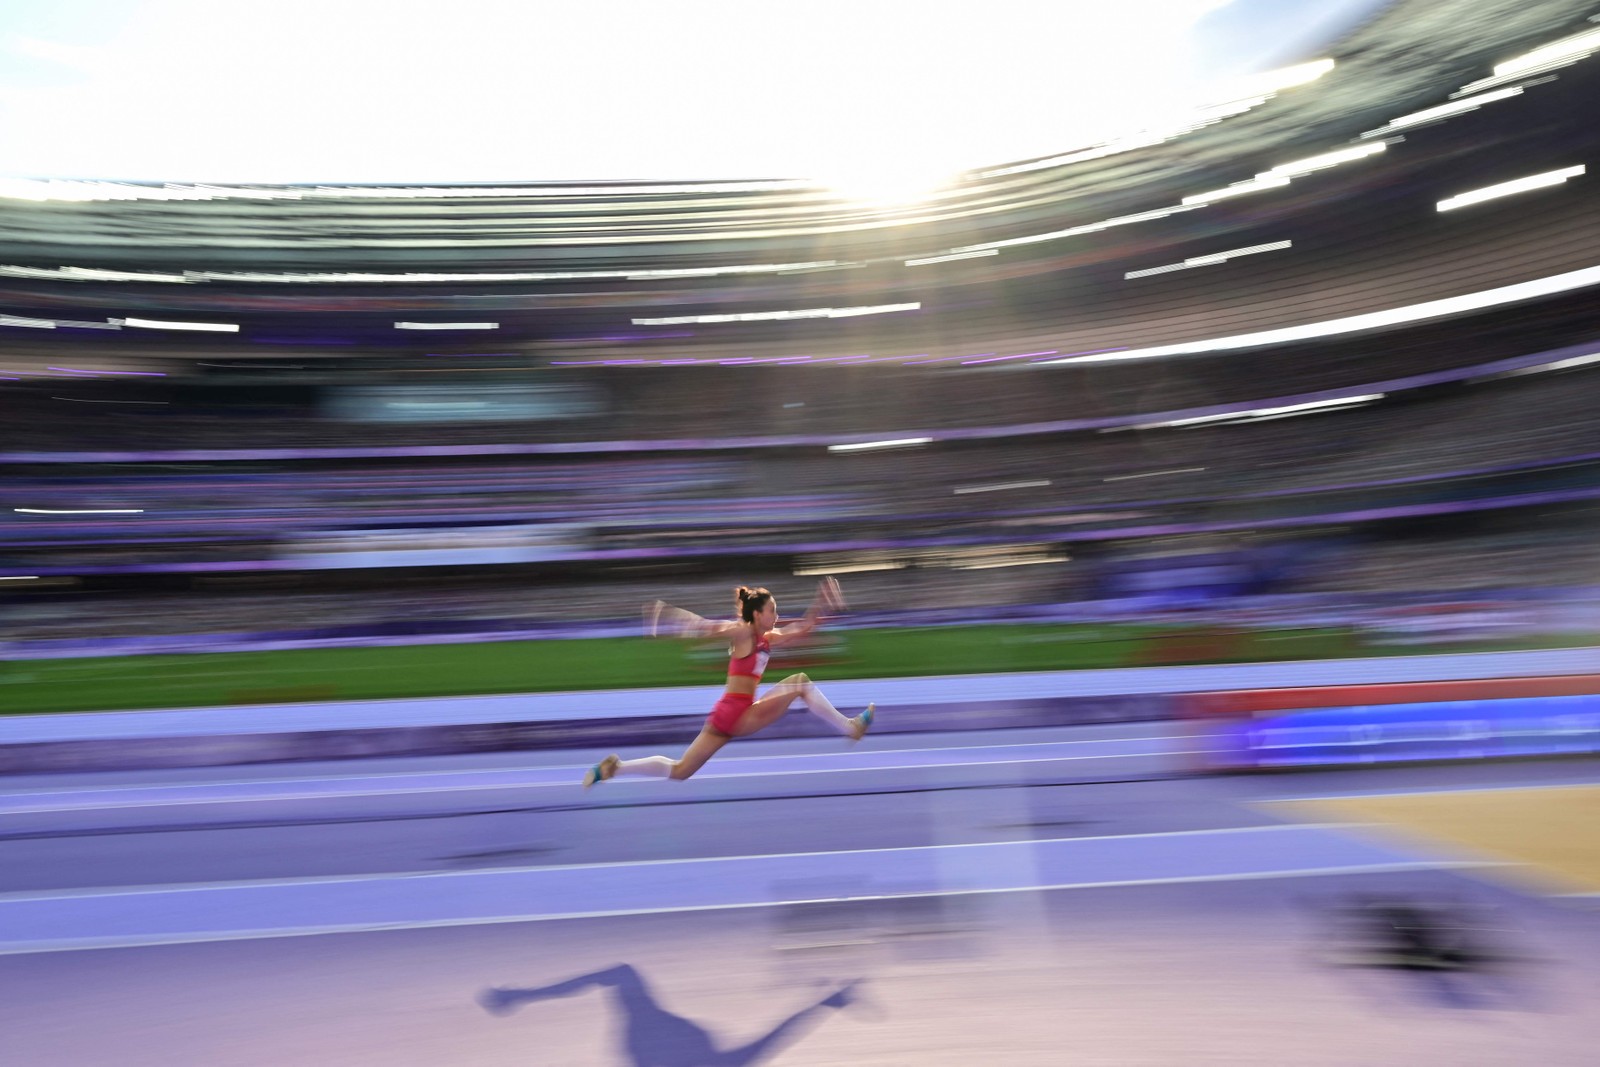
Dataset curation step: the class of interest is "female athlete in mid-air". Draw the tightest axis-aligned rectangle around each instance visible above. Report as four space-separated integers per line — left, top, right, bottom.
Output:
583 576 873 787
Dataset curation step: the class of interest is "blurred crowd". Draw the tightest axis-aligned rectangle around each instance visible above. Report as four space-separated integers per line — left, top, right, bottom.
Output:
1 566 1064 644
5 309 1596 456
1295 526 1599 596
5 516 1597 647
5 331 1600 652
7 367 1600 569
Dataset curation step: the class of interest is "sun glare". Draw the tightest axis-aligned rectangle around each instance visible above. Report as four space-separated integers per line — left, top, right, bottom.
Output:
0 0 1330 184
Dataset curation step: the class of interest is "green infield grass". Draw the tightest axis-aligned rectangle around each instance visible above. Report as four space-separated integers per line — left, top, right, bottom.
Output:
0 623 1590 715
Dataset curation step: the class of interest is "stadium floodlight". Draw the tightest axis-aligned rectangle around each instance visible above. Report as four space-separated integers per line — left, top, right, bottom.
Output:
1364 87 1524 137
1103 208 1181 227
634 303 919 325
47 367 166 376
394 322 499 330
956 553 1069 570
1541 352 1600 372
1125 241 1291 280
1455 27 1600 96
794 560 906 576
905 249 999 267
947 228 1078 253
1494 26 1600 80
1436 165 1585 211
1220 394 1385 422
1181 174 1291 205
942 207 1194 257
1500 352 1600 378
3 314 124 330
118 317 239 332
1265 142 1387 177
1103 467 1205 482
827 437 933 452
953 480 1052 494
626 262 846 280
0 260 849 285
1044 261 1600 365
0 265 192 283
985 141 1373 254
1131 395 1384 429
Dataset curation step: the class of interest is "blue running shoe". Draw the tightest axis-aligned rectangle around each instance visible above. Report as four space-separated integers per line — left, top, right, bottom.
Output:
850 703 875 742
478 987 517 1015
582 753 620 789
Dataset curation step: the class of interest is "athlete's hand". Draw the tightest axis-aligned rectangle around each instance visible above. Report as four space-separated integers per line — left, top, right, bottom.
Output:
818 576 846 613
642 600 666 637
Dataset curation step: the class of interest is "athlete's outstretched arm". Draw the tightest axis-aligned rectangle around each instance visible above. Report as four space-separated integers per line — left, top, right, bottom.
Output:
770 577 844 646
643 599 741 640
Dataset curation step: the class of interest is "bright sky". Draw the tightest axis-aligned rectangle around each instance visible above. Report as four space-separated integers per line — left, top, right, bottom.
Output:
0 0 1391 186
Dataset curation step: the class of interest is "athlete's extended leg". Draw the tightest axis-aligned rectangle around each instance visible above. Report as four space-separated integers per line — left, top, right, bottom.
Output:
716 980 862 1065
481 964 720 1062
734 673 871 740
589 727 730 785
480 964 649 1015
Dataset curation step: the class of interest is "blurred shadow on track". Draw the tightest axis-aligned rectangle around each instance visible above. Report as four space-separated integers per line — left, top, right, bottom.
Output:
478 963 866 1066
1309 893 1549 1013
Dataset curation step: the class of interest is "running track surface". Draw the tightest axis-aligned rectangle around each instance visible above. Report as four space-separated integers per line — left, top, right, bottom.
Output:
4 689 1599 1062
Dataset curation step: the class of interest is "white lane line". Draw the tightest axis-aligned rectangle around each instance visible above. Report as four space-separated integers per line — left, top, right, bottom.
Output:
0 740 1195 814
1 733 1194 797
0 823 1346 901
0 861 1485 957
0 822 1499 955
0 749 1202 814
691 749 1203 781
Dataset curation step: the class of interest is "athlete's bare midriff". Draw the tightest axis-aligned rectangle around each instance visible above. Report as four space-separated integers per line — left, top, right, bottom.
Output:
724 675 759 697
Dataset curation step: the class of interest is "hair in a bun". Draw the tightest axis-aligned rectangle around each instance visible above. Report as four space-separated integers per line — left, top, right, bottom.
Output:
734 585 773 622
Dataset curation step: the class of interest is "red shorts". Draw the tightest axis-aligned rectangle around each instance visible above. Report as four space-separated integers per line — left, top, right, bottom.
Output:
707 692 754 735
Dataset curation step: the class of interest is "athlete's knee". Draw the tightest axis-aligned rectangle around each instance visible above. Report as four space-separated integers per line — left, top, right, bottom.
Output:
597 965 642 987
771 672 807 697
668 760 697 781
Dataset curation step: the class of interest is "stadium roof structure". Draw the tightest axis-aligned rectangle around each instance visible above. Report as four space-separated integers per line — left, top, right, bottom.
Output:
0 0 1598 372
